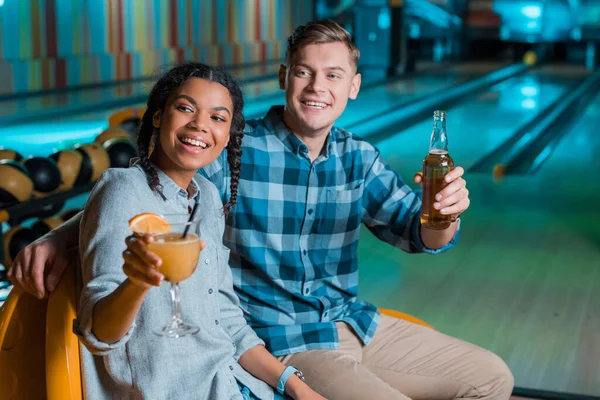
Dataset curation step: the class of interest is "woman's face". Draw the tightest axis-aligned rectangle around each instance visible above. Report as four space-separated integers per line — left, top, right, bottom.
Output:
152 77 234 174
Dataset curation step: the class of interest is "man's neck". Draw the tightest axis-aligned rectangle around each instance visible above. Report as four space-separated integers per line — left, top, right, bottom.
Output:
283 111 331 162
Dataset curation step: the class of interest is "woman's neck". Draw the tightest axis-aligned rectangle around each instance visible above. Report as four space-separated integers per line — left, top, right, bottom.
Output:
150 152 195 194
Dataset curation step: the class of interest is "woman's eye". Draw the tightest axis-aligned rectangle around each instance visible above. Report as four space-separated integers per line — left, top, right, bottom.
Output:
212 116 226 123
178 105 193 112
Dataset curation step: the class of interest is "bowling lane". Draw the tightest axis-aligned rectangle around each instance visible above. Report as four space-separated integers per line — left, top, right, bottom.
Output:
244 62 511 125
527 89 600 210
373 65 589 180
0 61 283 127
337 62 512 128
534 90 600 177
0 62 506 157
0 77 284 158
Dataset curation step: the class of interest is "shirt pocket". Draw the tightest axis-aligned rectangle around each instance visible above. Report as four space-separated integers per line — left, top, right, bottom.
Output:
320 183 363 245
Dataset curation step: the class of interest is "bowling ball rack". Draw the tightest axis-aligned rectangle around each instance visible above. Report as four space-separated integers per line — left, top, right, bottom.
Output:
0 182 95 265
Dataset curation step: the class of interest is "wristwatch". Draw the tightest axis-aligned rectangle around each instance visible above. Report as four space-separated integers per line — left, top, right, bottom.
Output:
277 366 305 395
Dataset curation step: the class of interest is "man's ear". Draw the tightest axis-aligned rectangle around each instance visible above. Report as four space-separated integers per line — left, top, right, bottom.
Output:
278 64 287 90
349 73 361 100
152 110 161 128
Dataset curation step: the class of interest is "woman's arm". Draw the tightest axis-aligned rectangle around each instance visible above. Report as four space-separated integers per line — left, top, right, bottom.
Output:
239 346 325 399
92 279 152 343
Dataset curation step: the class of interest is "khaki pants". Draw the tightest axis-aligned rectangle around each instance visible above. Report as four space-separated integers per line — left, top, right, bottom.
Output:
278 315 514 400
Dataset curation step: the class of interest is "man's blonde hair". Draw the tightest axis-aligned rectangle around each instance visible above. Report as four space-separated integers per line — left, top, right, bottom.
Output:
286 19 360 70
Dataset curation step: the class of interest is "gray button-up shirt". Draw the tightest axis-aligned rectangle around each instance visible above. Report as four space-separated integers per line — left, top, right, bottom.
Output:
76 163 274 400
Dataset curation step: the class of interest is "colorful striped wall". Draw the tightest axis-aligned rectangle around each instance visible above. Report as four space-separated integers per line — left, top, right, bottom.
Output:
0 0 313 96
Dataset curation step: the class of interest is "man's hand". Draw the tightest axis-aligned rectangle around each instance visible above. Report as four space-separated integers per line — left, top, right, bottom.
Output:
7 235 69 299
413 166 470 219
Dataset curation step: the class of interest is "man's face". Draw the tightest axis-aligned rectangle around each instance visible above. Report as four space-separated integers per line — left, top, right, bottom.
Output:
279 42 361 138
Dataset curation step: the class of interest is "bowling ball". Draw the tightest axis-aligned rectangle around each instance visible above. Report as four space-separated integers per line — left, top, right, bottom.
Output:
49 149 84 191
95 127 131 145
3 226 38 266
108 107 145 141
0 149 24 162
119 118 141 139
75 143 110 182
103 139 137 168
31 217 64 237
22 157 62 198
0 160 34 208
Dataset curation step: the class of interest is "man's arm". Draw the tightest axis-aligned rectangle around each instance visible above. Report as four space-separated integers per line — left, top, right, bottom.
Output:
7 212 83 298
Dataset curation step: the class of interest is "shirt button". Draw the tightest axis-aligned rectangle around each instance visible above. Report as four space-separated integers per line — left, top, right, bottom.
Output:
303 249 307 255
215 319 219 325
308 209 313 215
229 365 234 371
304 287 310 295
205 259 210 264
208 288 213 294
179 189 187 197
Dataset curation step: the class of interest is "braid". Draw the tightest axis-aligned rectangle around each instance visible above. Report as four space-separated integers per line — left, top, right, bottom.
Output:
221 72 245 216
136 115 161 191
223 131 243 216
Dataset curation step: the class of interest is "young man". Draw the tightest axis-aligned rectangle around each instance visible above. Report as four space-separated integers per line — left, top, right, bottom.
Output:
9 20 512 399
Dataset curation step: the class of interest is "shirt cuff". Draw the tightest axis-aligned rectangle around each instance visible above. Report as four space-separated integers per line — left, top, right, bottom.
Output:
74 296 135 356
231 325 266 361
414 217 461 254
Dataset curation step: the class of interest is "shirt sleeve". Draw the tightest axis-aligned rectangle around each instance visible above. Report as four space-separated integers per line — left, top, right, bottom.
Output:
75 169 140 355
361 150 460 254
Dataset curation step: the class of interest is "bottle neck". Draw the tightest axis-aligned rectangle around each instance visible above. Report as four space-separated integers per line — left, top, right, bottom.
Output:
429 118 448 153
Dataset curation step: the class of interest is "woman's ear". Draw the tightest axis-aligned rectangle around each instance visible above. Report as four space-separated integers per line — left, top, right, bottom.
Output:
152 110 161 128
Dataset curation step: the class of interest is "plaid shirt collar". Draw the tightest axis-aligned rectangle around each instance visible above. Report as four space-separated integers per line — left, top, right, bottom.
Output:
263 105 335 161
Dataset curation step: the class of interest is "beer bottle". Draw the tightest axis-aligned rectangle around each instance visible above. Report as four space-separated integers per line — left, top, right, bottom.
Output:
421 110 454 230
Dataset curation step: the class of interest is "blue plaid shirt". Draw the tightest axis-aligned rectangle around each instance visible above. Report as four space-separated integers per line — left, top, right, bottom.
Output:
200 106 459 356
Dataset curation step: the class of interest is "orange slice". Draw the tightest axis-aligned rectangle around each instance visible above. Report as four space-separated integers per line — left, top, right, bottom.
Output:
128 212 171 234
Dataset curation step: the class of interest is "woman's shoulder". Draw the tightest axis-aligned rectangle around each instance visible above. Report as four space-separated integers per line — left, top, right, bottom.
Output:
93 166 150 193
85 166 153 213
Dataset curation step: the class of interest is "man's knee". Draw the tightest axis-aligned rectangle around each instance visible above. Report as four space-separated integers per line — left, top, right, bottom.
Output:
474 351 514 399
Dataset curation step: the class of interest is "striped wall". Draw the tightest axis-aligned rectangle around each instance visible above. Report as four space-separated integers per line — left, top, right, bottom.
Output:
0 0 313 95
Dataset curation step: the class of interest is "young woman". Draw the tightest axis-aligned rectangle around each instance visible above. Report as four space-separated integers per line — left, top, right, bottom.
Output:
76 62 325 400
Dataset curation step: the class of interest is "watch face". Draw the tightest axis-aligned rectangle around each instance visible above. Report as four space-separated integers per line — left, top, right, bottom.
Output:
294 370 305 381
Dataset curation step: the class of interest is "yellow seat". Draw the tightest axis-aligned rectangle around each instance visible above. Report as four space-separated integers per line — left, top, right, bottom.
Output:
378 308 435 329
0 248 83 400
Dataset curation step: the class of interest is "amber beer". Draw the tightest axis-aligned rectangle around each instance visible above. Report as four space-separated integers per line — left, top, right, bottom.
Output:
421 110 454 230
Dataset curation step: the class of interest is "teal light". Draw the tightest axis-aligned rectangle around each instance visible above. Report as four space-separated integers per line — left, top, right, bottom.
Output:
521 98 537 109
521 5 541 19
521 86 538 97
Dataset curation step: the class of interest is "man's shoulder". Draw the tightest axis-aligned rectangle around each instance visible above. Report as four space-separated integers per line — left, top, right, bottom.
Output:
244 118 266 136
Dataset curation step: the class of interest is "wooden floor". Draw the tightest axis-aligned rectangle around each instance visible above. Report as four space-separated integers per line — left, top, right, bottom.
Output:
357 91 600 395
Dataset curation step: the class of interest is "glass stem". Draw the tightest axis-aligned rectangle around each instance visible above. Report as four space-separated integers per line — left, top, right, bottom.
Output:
170 283 182 324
